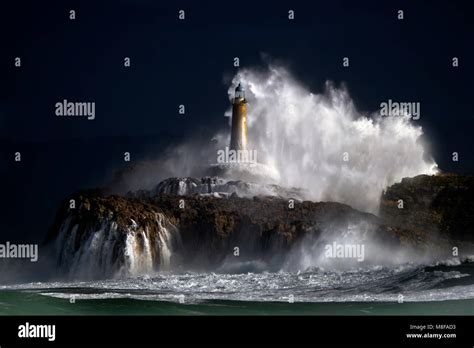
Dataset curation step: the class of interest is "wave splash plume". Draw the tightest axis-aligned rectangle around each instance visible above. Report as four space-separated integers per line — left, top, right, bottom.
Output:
221 66 437 213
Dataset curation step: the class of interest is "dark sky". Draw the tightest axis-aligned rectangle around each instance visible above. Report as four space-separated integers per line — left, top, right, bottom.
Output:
0 0 473 242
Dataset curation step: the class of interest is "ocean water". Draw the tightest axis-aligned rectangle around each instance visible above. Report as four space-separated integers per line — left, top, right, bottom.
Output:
1 260 473 315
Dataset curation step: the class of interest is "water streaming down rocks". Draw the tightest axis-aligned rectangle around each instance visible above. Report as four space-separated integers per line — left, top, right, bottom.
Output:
49 196 181 280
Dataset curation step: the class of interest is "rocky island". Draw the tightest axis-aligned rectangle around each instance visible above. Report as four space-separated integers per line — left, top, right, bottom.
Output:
44 173 474 280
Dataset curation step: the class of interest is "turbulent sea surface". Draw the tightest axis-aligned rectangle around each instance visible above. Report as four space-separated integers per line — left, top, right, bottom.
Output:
1 260 473 315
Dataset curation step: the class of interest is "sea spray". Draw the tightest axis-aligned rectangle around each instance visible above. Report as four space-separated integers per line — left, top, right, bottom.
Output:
281 220 431 272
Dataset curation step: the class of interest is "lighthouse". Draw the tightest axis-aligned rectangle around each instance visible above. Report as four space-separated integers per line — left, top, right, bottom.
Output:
230 83 248 151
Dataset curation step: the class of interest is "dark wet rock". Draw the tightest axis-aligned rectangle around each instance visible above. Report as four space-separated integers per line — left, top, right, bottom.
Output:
380 173 474 244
